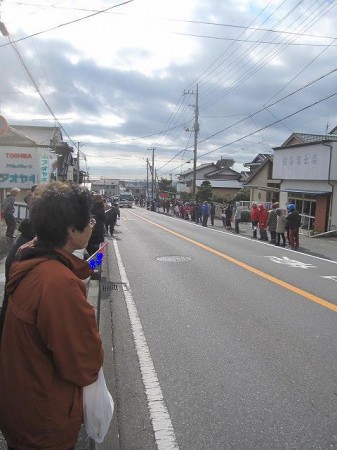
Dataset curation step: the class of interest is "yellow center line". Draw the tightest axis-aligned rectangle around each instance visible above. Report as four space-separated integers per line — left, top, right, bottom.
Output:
131 211 337 313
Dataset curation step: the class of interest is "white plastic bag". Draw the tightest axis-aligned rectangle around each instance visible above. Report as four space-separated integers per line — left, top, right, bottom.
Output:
83 367 114 443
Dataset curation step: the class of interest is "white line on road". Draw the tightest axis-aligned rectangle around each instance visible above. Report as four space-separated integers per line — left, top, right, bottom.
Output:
113 239 179 450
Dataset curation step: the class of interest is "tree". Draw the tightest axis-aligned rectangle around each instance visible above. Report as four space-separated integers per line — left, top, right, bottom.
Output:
233 188 250 202
196 180 213 202
158 177 172 193
180 192 192 202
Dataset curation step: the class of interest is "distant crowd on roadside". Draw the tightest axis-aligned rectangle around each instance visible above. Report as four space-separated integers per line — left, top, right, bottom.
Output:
143 198 302 250
249 201 301 250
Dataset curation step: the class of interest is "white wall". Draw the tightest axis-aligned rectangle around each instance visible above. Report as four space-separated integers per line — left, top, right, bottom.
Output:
273 143 331 180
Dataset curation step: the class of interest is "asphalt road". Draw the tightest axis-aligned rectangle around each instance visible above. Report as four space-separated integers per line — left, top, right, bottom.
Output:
1 209 337 449
109 207 337 449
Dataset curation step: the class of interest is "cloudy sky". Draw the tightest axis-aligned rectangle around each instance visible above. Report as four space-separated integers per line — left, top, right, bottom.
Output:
1 0 337 182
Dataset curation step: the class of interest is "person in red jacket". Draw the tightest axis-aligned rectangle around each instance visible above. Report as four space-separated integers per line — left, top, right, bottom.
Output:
0 181 103 450
258 203 269 241
250 202 260 238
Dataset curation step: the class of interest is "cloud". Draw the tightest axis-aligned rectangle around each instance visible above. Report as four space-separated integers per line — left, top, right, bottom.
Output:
1 0 337 179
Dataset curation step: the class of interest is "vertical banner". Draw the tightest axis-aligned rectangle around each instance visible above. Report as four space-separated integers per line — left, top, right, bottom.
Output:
40 150 49 183
67 165 74 181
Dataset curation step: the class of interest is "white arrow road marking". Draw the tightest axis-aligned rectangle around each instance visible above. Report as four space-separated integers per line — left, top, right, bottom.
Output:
321 276 337 282
265 256 316 269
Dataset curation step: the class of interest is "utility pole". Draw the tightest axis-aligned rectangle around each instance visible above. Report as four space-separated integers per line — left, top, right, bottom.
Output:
146 158 149 200
77 142 81 184
147 147 155 200
184 84 199 199
155 169 158 199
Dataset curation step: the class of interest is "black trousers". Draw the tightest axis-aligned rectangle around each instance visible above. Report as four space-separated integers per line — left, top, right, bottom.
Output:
106 220 116 235
4 213 16 237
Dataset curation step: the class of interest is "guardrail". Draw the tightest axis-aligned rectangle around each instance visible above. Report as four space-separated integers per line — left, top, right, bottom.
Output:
0 202 29 221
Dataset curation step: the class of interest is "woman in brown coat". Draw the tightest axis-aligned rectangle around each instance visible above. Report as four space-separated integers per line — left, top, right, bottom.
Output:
0 182 103 450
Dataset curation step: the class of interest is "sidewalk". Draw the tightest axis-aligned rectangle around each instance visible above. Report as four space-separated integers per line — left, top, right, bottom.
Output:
210 217 337 262
158 211 337 263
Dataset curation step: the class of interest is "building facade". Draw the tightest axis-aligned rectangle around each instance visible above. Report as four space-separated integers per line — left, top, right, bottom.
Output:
91 179 120 199
273 133 337 233
0 124 74 201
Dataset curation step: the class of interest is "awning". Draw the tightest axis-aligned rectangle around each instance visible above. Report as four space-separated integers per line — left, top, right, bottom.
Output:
280 188 331 195
244 185 280 192
245 185 331 195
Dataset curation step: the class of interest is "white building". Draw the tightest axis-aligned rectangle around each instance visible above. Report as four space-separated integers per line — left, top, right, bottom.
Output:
91 179 120 199
273 132 337 233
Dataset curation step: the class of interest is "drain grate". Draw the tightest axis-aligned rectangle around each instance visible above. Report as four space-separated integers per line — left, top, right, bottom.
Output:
156 255 191 262
101 282 127 292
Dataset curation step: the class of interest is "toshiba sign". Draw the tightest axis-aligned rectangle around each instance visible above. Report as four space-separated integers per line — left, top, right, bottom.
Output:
5 153 32 158
0 147 40 188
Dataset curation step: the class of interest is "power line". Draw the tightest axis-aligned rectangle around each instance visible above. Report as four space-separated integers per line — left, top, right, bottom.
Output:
200 91 337 159
8 2 337 42
199 0 334 111
198 66 337 146
0 0 135 48
173 32 337 47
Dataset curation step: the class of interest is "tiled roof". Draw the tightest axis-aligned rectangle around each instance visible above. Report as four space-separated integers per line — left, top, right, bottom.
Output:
280 132 337 147
293 133 337 143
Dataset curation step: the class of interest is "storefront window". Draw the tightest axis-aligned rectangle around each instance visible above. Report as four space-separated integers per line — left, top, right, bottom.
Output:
288 195 316 230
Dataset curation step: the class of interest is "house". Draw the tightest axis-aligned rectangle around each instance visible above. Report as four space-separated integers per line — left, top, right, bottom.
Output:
244 154 279 205
177 158 243 200
273 132 337 233
0 124 75 201
244 153 272 173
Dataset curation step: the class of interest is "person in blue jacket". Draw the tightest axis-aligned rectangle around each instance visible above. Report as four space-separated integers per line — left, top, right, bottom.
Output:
286 203 301 249
202 201 209 227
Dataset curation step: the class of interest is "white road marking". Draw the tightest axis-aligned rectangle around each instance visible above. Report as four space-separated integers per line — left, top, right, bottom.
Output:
321 276 337 282
113 239 179 450
265 256 316 269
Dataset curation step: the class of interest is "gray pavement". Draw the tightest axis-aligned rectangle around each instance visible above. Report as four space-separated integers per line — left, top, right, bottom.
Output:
157 211 337 263
209 217 337 263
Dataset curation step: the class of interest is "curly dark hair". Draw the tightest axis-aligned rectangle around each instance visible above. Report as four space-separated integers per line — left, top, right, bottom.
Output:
30 181 92 248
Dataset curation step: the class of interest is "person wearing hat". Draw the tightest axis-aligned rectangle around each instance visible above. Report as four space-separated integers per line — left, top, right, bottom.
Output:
23 184 37 218
286 203 301 250
1 188 20 238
